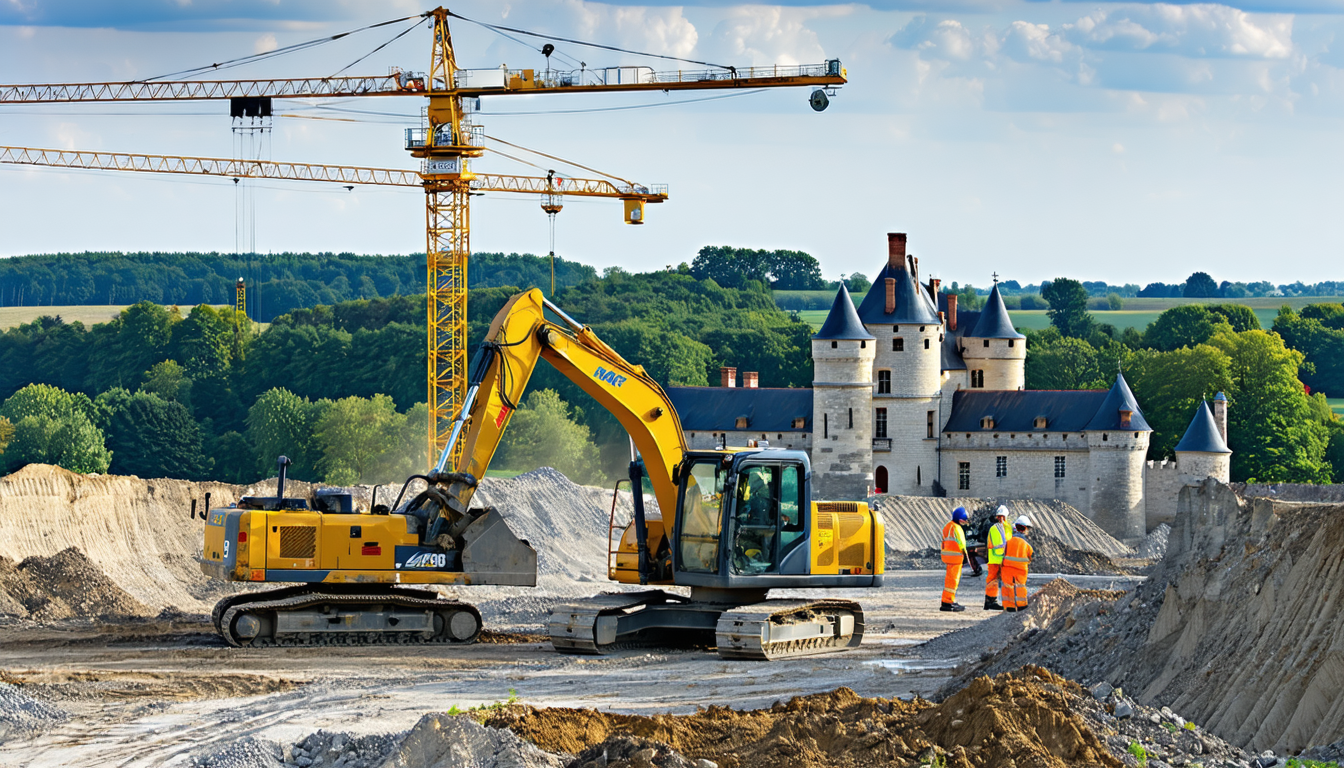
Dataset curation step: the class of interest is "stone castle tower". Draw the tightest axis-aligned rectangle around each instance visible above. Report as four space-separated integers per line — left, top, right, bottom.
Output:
1174 398 1232 484
1084 374 1152 544
960 284 1026 391
810 284 876 500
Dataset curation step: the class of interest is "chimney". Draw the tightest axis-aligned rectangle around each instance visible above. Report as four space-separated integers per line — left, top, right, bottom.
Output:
929 277 941 296
938 311 945 327
1213 393 1228 443
887 233 906 270
946 293 957 331
720 366 737 388
743 371 759 389
884 278 896 314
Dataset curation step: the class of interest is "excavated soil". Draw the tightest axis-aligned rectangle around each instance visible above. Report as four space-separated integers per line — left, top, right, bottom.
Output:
875 495 1134 558
949 479 1344 755
0 547 150 620
484 667 1121 768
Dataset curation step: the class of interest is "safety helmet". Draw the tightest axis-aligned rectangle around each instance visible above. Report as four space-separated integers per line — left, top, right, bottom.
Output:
952 507 969 522
995 505 1010 519
1014 514 1033 530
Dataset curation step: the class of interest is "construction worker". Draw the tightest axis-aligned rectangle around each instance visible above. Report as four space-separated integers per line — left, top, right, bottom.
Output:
1000 515 1035 612
983 505 1013 611
940 507 970 612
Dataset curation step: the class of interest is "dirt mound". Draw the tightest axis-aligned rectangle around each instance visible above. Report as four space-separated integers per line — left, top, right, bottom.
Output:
952 479 1344 754
1027 535 1129 575
485 667 1120 768
1134 523 1170 560
566 736 697 768
876 495 1133 559
0 547 150 620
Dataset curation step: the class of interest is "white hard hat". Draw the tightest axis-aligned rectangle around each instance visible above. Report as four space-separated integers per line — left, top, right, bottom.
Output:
1014 515 1034 528
995 505 1010 519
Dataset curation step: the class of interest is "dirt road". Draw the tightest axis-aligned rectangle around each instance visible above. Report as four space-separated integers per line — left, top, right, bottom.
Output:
0 572 1140 767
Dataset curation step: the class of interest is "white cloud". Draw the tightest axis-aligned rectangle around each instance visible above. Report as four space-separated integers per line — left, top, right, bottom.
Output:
253 33 277 54
1002 20 1076 63
703 6 845 66
1065 4 1294 59
562 2 699 60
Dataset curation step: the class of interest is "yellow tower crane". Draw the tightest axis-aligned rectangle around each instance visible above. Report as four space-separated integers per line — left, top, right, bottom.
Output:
0 7 847 465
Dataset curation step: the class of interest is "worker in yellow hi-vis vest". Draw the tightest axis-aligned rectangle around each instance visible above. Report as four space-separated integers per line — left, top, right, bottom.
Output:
940 507 970 612
983 505 1012 611
1000 515 1035 612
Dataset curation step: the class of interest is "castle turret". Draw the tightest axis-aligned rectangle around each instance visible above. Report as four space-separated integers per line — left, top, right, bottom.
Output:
960 283 1025 391
1174 400 1232 484
811 284 876 500
857 233 943 495
1085 373 1151 545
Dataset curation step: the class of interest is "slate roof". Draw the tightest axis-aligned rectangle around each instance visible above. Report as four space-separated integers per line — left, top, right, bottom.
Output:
856 259 942 325
1084 373 1151 432
968 284 1025 340
943 389 1110 433
1175 401 1231 453
666 387 813 432
813 284 874 341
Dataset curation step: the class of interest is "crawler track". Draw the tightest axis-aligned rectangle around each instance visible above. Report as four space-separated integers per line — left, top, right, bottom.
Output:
715 599 864 660
215 589 482 648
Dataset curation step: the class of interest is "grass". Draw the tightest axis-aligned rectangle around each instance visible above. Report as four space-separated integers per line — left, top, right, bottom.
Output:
1128 741 1149 768
484 468 527 479
445 689 519 716
0 304 237 331
785 296 1344 333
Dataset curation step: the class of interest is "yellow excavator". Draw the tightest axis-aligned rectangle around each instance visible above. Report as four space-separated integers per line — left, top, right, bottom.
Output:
453 289 885 660
201 288 884 658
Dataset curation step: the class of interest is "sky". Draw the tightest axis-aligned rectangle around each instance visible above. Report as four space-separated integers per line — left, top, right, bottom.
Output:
2 1 1343 287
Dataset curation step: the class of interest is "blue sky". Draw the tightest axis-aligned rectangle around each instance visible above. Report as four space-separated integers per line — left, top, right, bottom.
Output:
2 1 1342 287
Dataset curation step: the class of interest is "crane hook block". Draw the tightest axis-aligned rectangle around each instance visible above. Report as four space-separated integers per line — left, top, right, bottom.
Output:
623 199 645 225
809 89 830 112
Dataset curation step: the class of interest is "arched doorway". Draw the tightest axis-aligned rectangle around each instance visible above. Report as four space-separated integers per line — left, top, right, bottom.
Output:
875 466 889 494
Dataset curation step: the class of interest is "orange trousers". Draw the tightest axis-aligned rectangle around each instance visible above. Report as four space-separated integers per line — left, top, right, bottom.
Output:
942 561 962 604
1001 569 1028 609
985 563 1004 599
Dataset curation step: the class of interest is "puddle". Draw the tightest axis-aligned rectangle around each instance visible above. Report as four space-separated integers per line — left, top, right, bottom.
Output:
865 658 962 673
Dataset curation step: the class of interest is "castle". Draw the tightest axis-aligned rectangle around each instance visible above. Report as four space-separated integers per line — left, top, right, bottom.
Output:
666 233 1232 545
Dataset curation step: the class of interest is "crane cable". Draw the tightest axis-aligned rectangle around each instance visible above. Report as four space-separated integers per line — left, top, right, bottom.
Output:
484 134 633 187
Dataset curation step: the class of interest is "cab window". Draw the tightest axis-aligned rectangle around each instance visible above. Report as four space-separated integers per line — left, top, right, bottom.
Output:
779 465 805 554
677 460 727 573
733 465 781 574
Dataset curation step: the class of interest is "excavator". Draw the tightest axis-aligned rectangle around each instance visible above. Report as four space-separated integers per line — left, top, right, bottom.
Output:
200 288 884 659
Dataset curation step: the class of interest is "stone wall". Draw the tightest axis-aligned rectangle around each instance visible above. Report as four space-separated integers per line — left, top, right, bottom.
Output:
812 336 875 501
684 430 812 452
1143 459 1185 530
959 336 1026 391
936 431 1092 513
872 395 941 496
1087 430 1149 545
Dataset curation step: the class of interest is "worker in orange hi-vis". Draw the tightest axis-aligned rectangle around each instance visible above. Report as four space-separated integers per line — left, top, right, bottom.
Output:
1000 515 1036 612
983 505 1012 612
940 507 970 612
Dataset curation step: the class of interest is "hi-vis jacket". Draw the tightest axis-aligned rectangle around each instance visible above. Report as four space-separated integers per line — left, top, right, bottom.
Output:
941 521 967 565
1001 536 1034 574
987 521 1013 566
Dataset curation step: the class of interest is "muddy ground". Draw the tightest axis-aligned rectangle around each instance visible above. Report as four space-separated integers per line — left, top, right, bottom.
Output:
0 571 1141 767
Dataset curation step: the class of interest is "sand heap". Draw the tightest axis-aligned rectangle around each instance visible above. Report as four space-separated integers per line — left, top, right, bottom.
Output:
875 495 1133 559
0 547 150 620
950 478 1344 754
484 667 1119 768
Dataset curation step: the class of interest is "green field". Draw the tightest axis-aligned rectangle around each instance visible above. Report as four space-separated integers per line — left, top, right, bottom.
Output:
789 296 1344 333
0 305 241 331
1330 399 1344 418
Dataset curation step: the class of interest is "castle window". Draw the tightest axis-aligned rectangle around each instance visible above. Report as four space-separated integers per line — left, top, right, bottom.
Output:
996 456 1007 478
893 338 904 352
980 416 994 429
824 413 828 439
1055 456 1066 478
878 370 891 394
893 325 900 332
861 340 867 348
792 418 806 429
831 341 837 349
1009 339 1016 347
924 339 930 349
875 466 889 494
875 408 888 438
958 462 970 491
983 339 990 348
1102 433 1108 441
971 370 985 388
917 466 921 486
920 325 926 332
848 408 853 429
1034 416 1048 429
927 410 935 438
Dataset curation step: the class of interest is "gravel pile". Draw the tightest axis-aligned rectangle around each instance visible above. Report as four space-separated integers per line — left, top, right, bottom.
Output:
380 713 563 768
567 736 708 768
192 737 284 768
0 681 70 742
1073 683 1252 768
282 730 401 768
1134 524 1170 560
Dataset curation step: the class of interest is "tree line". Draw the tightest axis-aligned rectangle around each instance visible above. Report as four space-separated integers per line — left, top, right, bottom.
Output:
1024 277 1344 484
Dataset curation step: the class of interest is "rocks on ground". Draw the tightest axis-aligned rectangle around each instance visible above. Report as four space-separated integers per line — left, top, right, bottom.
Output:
379 713 563 768
0 681 69 743
1134 524 1170 561
0 547 150 621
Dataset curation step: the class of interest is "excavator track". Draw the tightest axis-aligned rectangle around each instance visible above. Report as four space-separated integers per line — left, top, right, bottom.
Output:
216 589 482 648
714 599 864 661
548 591 709 654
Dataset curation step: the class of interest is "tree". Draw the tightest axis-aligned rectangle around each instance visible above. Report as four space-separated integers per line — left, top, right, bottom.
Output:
98 390 210 479
1206 330 1330 483
1107 293 1124 311
1145 305 1231 352
1183 271 1219 298
206 431 260 484
312 394 404 485
140 360 192 405
957 284 983 311
170 304 234 379
1272 307 1344 397
1040 278 1095 338
1206 304 1261 333
1129 345 1235 459
0 416 12 456
844 273 871 294
1025 337 1101 390
494 389 604 485
0 384 110 474
245 388 329 481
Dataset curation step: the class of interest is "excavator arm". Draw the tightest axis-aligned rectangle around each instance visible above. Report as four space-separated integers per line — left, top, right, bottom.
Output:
439 289 688 535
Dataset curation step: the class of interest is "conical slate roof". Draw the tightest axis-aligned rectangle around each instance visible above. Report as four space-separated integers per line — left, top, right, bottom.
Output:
813 284 874 341
856 259 942 325
1085 373 1151 431
968 284 1025 339
1175 401 1231 453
